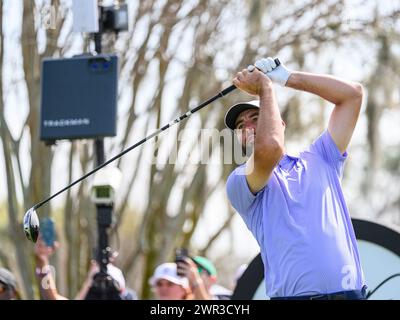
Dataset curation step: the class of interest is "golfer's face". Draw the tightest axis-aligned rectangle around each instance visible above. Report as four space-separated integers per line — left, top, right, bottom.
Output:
235 109 259 148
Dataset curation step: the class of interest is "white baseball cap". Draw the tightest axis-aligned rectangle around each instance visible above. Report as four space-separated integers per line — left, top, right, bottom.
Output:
107 264 126 290
149 263 189 289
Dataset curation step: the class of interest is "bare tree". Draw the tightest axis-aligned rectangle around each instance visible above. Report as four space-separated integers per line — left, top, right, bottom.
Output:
0 0 399 299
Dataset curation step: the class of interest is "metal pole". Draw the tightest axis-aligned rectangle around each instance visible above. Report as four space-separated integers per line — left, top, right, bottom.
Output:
93 5 110 276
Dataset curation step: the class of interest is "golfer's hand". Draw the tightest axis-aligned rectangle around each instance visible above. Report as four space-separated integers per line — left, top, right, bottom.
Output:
233 68 272 96
251 57 291 87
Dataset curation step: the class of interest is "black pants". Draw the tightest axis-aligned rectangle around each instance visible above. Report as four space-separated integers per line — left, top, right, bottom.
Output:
271 287 367 300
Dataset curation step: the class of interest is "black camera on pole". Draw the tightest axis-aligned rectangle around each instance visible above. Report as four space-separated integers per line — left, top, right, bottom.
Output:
101 3 129 33
70 0 129 300
85 167 122 300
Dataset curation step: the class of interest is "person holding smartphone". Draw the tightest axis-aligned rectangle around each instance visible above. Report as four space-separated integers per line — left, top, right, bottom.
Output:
34 236 67 300
176 257 232 300
34 236 136 300
149 262 193 300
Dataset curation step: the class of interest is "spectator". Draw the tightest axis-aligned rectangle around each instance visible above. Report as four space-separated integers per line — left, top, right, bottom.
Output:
194 256 232 300
0 268 20 300
34 237 136 300
76 260 137 300
177 256 232 300
149 263 192 300
34 237 67 300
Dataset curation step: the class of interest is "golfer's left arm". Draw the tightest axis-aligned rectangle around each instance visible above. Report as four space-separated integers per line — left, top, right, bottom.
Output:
286 72 363 153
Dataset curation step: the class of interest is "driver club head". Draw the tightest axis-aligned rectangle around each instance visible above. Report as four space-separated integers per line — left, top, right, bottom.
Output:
23 207 40 243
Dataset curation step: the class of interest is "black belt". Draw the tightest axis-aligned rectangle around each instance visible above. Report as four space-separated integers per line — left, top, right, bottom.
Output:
271 288 367 300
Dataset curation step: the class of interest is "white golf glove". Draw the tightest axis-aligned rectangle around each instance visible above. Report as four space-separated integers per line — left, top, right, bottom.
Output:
248 57 291 87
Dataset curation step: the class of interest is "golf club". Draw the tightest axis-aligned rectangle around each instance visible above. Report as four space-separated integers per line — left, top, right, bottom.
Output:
23 58 281 243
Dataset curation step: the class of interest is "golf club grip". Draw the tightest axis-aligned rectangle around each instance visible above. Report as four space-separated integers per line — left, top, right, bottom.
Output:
220 58 280 95
220 84 236 96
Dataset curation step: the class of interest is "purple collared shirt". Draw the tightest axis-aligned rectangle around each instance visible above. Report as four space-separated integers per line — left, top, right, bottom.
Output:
226 130 365 297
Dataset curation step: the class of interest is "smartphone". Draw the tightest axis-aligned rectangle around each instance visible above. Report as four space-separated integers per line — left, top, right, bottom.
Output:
40 217 56 247
175 248 189 276
175 247 188 262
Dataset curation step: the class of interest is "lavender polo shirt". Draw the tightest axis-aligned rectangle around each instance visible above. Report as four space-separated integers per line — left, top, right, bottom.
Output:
226 130 365 297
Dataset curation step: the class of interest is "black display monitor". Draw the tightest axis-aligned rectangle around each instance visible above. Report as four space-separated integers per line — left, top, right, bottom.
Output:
40 54 118 142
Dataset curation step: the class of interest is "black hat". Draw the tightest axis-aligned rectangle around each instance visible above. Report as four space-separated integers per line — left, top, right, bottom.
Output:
0 268 17 291
224 100 260 130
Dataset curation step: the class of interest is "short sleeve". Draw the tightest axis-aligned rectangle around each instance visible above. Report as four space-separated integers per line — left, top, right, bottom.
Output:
309 130 348 177
226 165 256 215
226 165 264 243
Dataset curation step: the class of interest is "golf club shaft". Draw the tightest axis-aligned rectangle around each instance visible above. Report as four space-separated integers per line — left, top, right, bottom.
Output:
33 84 237 211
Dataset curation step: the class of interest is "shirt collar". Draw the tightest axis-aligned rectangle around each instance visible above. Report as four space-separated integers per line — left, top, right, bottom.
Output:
278 154 298 171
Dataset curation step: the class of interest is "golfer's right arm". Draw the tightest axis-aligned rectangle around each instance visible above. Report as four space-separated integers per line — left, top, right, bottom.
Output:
233 69 285 194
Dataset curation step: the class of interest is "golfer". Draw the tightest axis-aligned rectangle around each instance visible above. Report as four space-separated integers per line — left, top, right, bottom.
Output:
225 57 367 300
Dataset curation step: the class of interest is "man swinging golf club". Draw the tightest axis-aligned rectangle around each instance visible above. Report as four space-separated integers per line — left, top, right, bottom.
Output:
225 57 367 300
21 52 366 300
